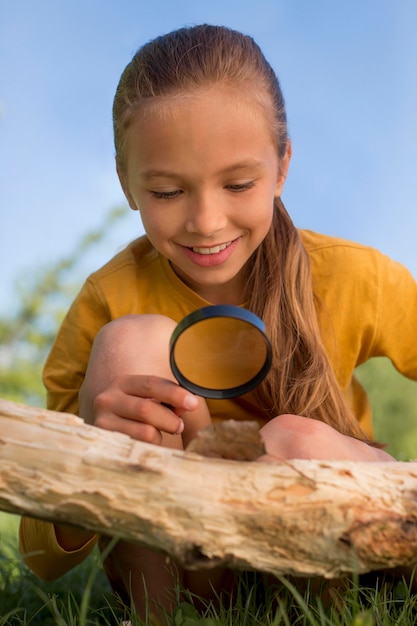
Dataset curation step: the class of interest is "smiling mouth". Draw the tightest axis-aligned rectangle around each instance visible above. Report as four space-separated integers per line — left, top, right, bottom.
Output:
190 241 233 255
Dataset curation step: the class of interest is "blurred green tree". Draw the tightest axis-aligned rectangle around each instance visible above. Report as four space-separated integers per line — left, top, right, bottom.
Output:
0 206 128 406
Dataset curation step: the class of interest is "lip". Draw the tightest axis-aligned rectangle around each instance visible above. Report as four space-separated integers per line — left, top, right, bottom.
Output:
179 237 240 267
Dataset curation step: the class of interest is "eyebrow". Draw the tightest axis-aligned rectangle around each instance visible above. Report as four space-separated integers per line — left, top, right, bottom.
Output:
220 159 268 174
140 159 267 180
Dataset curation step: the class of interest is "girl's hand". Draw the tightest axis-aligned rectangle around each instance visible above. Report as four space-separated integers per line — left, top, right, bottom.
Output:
259 414 395 462
90 374 200 445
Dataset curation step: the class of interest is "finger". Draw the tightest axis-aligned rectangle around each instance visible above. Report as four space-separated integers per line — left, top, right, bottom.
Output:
116 375 198 413
94 411 163 445
94 391 185 435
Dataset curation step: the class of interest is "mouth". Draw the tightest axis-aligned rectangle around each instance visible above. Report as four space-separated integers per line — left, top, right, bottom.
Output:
189 241 233 255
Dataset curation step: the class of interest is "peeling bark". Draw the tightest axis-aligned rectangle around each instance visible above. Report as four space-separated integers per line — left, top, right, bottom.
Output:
1 398 417 578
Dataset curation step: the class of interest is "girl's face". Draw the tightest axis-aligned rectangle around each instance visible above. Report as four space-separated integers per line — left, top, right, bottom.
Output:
119 86 291 305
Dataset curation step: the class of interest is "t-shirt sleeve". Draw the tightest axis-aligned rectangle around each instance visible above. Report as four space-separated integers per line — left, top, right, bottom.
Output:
19 517 98 581
371 254 417 380
43 278 111 415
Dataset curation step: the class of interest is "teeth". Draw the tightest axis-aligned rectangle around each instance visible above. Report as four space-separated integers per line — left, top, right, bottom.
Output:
192 242 232 255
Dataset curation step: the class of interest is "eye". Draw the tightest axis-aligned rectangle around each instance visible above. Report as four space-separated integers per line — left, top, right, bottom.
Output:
150 189 183 200
225 181 255 193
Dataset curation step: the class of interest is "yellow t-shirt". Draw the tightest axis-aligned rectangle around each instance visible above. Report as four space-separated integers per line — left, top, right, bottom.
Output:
42 229 417 434
20 230 417 579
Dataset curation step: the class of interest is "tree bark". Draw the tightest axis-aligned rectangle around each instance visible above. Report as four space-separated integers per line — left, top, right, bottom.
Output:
1 398 417 579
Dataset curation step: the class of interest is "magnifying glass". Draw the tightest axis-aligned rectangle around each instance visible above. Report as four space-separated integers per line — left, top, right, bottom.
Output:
169 305 272 399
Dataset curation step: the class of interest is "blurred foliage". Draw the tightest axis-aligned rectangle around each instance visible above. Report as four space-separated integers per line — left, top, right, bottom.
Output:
0 208 416 459
356 358 417 460
0 206 128 407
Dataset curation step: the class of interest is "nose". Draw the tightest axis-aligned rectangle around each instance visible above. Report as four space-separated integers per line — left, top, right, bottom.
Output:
184 191 227 237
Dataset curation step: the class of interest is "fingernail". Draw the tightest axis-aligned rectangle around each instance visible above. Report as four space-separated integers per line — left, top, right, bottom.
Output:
176 419 184 435
184 395 198 410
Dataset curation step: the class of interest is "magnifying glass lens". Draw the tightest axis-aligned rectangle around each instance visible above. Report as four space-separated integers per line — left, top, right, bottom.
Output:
170 306 272 399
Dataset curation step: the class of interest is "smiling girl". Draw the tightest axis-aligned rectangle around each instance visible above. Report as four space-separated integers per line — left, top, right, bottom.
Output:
19 24 417 619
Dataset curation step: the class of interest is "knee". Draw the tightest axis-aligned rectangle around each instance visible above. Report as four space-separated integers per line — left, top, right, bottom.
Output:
80 314 178 403
94 314 177 352
90 313 179 373
259 413 329 460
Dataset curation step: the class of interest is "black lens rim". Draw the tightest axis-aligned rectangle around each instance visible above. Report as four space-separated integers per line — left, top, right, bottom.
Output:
169 305 272 399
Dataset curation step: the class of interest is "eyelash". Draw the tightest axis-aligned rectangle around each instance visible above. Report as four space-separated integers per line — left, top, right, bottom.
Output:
226 182 255 192
150 181 255 200
150 190 182 200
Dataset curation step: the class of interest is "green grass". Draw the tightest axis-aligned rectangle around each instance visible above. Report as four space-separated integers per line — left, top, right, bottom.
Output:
1 518 417 626
1 357 417 623
0 513 123 624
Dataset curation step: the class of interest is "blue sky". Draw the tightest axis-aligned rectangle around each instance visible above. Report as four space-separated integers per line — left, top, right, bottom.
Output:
1 0 416 314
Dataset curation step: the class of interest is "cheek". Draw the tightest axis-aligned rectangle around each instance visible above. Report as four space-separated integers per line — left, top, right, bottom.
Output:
253 198 274 229
139 207 177 241
137 208 158 237
253 203 274 242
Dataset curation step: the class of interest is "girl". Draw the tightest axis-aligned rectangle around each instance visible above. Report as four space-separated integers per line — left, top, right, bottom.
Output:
20 24 417 619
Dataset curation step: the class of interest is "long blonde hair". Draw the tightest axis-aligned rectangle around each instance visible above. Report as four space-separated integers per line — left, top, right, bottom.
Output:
113 24 366 439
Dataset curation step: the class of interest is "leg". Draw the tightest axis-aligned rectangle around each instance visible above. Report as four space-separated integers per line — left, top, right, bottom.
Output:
259 414 394 462
79 314 211 619
99 536 181 619
79 314 211 444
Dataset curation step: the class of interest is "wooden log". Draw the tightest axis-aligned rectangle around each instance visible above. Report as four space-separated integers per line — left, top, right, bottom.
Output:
1 397 417 579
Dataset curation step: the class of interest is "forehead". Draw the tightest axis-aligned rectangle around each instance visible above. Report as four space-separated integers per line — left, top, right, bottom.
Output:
139 84 274 127
123 85 277 169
